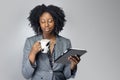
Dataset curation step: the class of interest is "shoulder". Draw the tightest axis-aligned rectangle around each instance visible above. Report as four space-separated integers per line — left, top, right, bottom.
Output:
57 35 71 45
57 35 72 49
25 35 42 45
58 35 70 41
27 35 39 39
26 35 42 41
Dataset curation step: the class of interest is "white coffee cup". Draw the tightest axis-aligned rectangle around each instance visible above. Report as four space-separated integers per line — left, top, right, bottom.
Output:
39 39 50 53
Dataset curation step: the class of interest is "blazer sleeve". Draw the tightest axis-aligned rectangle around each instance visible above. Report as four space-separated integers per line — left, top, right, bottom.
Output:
22 38 36 79
63 39 77 79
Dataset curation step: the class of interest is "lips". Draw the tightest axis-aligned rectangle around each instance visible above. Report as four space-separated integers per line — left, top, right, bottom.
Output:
45 28 51 32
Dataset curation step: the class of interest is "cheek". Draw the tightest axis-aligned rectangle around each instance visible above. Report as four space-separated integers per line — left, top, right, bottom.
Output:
50 23 55 28
40 23 45 28
40 25 44 31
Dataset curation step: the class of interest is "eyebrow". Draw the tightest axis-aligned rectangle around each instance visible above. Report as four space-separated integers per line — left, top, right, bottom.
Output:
40 18 54 21
40 17 53 19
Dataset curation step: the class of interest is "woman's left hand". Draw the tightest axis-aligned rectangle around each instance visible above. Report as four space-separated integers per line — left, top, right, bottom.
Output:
68 55 81 70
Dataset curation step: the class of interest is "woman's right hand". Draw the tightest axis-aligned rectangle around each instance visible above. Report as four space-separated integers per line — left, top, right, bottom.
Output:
30 41 41 55
29 41 41 64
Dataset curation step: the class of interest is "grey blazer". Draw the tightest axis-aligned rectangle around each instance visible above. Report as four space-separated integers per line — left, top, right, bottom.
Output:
22 35 77 80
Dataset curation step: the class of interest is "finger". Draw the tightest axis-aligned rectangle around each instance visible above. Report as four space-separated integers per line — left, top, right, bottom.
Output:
68 56 75 61
68 56 74 63
68 56 79 64
71 56 79 62
75 55 80 62
35 41 40 46
68 56 72 60
38 47 41 51
72 56 80 63
74 55 79 60
38 41 41 45
37 46 41 50
70 57 78 64
38 42 41 46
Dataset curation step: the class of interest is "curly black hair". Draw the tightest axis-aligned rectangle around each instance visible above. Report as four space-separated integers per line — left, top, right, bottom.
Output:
28 4 66 35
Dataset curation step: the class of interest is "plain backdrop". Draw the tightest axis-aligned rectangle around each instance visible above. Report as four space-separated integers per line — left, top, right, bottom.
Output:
0 0 120 80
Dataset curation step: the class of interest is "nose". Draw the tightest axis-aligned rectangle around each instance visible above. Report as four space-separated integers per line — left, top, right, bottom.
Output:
45 22 49 27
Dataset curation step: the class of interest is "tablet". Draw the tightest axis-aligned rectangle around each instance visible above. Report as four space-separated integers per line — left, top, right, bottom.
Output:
54 48 87 64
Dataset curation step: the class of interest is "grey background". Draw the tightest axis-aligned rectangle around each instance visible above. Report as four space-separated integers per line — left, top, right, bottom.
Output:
0 0 120 80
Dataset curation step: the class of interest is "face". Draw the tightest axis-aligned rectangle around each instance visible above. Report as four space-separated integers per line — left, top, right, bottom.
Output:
39 12 55 34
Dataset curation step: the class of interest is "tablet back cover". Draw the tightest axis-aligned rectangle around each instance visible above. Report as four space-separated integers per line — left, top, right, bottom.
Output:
55 49 87 64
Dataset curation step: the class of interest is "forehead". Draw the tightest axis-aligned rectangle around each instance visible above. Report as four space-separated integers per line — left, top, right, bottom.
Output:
40 12 53 19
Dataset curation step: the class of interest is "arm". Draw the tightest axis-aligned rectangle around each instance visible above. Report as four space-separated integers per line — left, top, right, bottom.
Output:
63 39 77 79
22 38 38 79
63 63 77 79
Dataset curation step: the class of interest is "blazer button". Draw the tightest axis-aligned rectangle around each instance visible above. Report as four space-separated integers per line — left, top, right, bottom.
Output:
41 77 43 79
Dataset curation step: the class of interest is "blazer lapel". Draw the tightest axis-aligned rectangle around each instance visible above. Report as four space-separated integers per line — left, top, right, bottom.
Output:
54 36 64 60
53 36 64 69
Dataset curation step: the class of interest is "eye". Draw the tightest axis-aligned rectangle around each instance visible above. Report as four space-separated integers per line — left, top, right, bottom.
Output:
48 19 54 23
41 19 45 23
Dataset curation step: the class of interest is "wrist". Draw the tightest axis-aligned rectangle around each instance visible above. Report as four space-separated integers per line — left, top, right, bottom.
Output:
29 51 36 64
70 64 77 70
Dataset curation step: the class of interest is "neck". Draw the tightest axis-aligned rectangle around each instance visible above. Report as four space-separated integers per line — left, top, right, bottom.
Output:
42 33 55 39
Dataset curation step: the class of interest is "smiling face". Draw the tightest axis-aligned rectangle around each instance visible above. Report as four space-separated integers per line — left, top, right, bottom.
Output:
39 12 55 35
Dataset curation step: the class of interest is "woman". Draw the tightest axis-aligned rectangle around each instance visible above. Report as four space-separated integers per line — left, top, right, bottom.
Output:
22 4 80 80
